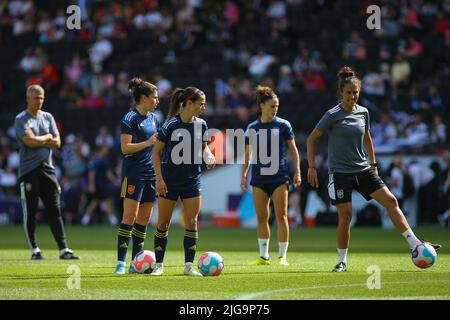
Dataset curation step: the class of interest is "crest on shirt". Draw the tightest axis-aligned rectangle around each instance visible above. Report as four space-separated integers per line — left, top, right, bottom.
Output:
127 185 135 195
337 189 344 199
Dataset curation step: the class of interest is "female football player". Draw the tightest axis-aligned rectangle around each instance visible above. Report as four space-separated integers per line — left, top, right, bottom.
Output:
241 86 301 266
306 66 441 272
151 87 216 276
115 78 159 274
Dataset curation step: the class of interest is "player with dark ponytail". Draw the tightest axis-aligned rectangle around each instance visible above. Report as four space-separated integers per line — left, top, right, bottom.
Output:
306 67 441 272
151 87 216 276
115 77 160 274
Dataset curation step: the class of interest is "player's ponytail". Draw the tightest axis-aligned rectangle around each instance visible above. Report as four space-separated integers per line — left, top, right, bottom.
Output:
337 66 361 102
167 87 203 120
167 88 185 120
128 77 157 105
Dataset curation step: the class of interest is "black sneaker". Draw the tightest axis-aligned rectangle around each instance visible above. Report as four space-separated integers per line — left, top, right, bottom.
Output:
31 252 43 260
60 250 79 260
419 240 442 252
426 242 442 252
332 262 347 272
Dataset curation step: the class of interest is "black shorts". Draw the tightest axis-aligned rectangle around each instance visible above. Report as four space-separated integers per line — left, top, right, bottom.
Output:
328 168 385 205
251 181 289 197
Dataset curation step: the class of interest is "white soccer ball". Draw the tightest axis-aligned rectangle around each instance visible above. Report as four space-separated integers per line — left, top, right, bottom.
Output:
411 243 437 269
133 250 156 274
197 251 224 276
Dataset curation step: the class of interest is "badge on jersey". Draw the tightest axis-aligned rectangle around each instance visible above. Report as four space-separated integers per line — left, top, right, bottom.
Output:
337 189 344 199
127 185 136 195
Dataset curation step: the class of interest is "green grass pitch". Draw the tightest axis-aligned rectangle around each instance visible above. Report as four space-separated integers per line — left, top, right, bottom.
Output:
0 225 449 300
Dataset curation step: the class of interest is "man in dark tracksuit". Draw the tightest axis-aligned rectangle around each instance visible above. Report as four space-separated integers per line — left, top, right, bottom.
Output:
14 84 79 260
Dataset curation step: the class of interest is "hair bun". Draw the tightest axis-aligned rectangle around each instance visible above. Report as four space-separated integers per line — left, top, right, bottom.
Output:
337 66 355 80
128 77 143 92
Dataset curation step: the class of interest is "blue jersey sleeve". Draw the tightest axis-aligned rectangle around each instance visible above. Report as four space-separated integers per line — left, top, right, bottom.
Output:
284 121 295 140
158 119 173 143
120 117 134 136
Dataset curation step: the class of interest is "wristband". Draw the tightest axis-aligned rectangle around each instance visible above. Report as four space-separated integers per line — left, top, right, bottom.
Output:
370 163 378 168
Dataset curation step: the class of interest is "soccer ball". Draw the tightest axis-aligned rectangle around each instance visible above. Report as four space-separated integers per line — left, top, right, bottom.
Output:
411 243 437 269
197 252 224 276
133 250 156 274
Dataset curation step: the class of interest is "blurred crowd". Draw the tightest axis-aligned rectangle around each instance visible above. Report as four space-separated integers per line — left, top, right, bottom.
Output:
0 0 449 225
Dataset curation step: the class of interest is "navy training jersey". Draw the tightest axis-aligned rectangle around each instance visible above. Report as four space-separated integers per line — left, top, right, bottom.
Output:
157 115 209 187
245 116 295 185
120 108 159 179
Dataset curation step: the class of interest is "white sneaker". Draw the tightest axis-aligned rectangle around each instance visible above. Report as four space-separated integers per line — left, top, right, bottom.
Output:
184 265 203 277
150 264 164 276
81 214 90 225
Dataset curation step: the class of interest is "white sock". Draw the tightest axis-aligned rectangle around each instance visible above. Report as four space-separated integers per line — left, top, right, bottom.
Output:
278 242 288 260
32 247 41 254
155 262 163 268
60 248 72 256
117 260 126 266
258 238 270 260
337 248 348 264
185 262 193 269
402 228 422 249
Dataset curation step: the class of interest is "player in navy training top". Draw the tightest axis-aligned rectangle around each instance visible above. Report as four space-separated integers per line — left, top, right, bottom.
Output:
241 86 301 266
151 87 216 277
115 78 160 275
307 66 441 272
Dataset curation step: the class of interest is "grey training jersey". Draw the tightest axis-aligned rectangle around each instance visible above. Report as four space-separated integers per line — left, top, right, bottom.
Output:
14 110 59 178
316 104 370 173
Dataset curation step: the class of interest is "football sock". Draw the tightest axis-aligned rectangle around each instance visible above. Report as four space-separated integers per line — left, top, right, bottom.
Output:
258 238 270 260
117 223 132 262
154 228 168 263
184 229 198 263
131 223 147 261
402 228 422 249
278 242 288 260
337 248 348 264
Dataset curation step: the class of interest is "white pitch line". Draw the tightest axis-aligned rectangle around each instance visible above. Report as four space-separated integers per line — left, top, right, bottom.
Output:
235 279 450 300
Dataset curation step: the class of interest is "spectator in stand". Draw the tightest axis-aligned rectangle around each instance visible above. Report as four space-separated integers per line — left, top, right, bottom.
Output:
248 49 276 79
88 34 113 73
391 53 411 91
362 66 386 106
342 31 367 61
115 71 130 96
434 11 450 37
95 126 114 148
300 69 326 93
65 53 86 86
19 48 40 73
371 113 398 152
154 71 172 98
425 85 445 110
404 114 429 148
277 65 294 93
430 115 447 145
